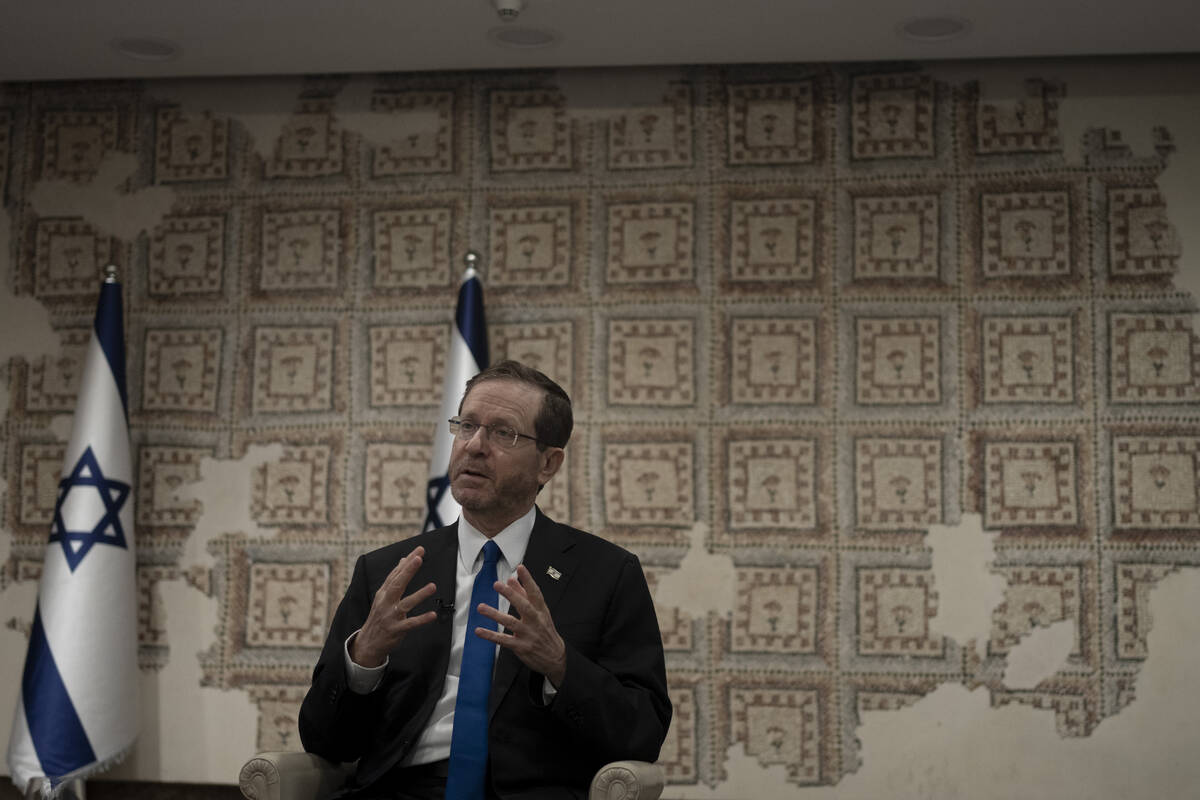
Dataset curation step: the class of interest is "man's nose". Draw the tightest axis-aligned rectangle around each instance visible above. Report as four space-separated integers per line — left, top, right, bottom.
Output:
463 425 490 452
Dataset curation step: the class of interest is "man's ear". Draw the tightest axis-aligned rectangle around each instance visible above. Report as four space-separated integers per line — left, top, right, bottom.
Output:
537 447 565 486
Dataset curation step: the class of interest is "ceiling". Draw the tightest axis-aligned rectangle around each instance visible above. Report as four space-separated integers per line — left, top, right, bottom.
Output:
2 0 1199 83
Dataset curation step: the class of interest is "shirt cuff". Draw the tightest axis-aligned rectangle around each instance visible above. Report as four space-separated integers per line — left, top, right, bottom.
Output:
344 629 386 695
541 675 558 705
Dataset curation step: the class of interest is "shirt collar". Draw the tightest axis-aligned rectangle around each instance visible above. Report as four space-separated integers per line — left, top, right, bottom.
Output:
456 506 536 571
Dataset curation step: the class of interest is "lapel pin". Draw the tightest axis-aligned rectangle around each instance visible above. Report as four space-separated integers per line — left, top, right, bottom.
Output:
546 566 562 580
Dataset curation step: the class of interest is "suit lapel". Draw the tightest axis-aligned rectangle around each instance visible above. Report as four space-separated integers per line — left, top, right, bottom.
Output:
421 524 460 675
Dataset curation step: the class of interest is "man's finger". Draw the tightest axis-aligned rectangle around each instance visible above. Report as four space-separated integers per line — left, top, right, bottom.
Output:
396 581 438 616
476 603 518 631
494 578 534 617
515 564 547 604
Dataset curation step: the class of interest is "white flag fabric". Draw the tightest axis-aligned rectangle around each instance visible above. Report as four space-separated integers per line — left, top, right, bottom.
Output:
7 274 138 796
424 265 488 532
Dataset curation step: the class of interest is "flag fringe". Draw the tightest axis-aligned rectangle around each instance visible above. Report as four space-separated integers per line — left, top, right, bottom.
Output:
27 743 135 799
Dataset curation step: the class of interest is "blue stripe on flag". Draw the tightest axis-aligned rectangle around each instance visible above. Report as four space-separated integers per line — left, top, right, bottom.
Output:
456 275 488 373
93 280 128 419
22 608 97 782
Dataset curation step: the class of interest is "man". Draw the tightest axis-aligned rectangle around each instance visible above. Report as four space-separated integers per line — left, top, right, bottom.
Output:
299 361 672 799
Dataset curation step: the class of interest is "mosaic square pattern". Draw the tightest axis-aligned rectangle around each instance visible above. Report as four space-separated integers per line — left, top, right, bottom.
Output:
251 326 335 414
602 440 694 526
364 442 429 526
249 685 308 752
728 438 817 530
850 72 935 159
1112 435 1200 530
657 684 698 783
251 444 332 526
41 109 118 180
855 438 942 530
989 566 1082 655
372 207 453 290
644 568 694 652
853 194 939 279
857 568 943 656
260 209 341 291
137 565 176 648
855 317 941 404
727 82 814 165
992 678 1100 737
729 198 816 283
730 317 817 405
489 204 572 287
266 99 343 178
489 89 571 171
728 685 823 783
608 83 693 169
149 215 225 297
34 218 109 299
136 445 212 527
368 323 447 407
981 190 1071 278
25 328 89 412
732 567 818 653
982 315 1075 404
1110 313 1200 403
606 202 694 285
491 320 574 398
154 108 229 182
18 443 66 526
142 327 223 412
1115 563 1177 659
371 90 454 175
245 562 331 646
976 79 1063 154
608 319 695 406
984 440 1079 527
1107 187 1179 277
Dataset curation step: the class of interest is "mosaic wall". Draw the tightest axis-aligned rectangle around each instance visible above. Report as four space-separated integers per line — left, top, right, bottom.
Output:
0 59 1198 792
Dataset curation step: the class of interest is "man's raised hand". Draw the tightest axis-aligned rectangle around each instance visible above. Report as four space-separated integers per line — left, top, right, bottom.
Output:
350 546 438 668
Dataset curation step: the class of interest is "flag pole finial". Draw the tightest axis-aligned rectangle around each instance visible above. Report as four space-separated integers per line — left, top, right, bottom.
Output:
464 250 480 274
103 265 119 283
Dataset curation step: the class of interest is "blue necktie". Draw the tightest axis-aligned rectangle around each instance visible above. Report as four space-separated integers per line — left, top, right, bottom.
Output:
444 540 501 800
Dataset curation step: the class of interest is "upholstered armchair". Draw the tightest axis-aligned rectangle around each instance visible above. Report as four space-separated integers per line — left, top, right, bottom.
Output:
238 752 666 800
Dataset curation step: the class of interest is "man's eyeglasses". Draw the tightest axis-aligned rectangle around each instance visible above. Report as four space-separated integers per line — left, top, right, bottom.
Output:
448 418 541 449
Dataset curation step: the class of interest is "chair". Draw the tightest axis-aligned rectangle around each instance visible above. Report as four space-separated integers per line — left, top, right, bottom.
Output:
238 752 666 800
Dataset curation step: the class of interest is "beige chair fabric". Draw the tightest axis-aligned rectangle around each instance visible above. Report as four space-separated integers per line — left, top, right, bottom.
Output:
238 752 665 800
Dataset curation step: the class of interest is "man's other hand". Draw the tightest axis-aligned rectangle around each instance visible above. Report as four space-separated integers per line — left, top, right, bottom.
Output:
476 564 567 686
351 546 438 668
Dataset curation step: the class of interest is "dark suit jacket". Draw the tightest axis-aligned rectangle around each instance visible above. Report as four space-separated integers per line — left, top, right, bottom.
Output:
298 508 672 799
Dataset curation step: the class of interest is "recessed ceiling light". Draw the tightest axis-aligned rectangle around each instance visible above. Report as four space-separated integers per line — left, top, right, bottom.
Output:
897 16 970 42
488 26 559 49
111 37 180 62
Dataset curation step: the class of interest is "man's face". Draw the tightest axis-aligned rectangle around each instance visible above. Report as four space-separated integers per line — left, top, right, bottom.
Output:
449 379 562 534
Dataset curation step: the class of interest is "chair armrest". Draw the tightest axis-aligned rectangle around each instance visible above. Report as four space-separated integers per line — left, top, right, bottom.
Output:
589 760 666 800
238 751 354 800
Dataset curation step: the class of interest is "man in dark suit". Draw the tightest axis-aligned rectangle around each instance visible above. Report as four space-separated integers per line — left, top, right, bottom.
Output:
299 361 672 799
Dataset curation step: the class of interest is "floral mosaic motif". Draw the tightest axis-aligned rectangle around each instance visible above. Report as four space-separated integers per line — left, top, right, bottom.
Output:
149 215 225 297
732 567 818 653
989 566 1082 656
245 562 331 646
729 317 817 405
25 328 89 413
976 79 1063 154
728 685 823 784
40 109 119 180
489 205 572 287
602 441 694 527
1115 563 1176 660
855 438 943 530
1109 313 1200 403
606 202 695 286
489 89 572 171
154 108 229 182
981 315 1075 404
364 442 429 526
251 326 335 414
727 82 815 165
260 209 341 291
141 327 223 413
251 445 331 526
136 445 212 527
18 443 66 526
984 440 1079 528
851 72 935 159
266 99 342 177
1107 187 1180 277
249 686 309 752
1112 435 1200 530
857 568 943 656
491 321 574 399
728 197 816 283
855 317 941 404
608 84 693 169
728 439 817 530
34 218 109 299
371 90 455 175
853 194 939 279
368 323 447 407
608 319 695 406
372 207 453 290
981 190 1071 278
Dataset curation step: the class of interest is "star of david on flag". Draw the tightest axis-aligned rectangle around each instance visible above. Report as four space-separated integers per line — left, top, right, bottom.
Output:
7 269 139 797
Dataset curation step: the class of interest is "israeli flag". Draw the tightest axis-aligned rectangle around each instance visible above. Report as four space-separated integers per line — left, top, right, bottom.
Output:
7 270 138 795
424 260 488 532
